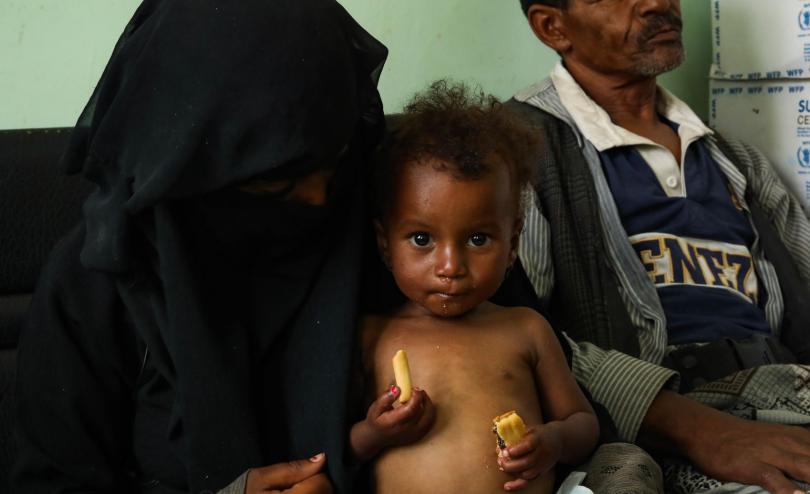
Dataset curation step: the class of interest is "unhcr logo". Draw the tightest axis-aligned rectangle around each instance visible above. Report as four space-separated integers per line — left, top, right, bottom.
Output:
800 9 810 30
798 144 810 168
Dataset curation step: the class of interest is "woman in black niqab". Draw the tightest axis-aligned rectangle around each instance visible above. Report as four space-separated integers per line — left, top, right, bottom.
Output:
14 0 387 492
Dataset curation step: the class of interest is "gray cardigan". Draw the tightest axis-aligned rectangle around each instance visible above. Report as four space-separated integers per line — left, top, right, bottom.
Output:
512 78 810 442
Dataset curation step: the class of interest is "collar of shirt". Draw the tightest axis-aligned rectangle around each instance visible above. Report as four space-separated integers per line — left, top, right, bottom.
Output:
550 61 713 151
550 61 714 198
513 68 787 369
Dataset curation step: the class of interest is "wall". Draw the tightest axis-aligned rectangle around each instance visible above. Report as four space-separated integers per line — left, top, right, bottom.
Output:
343 0 712 119
1 1 140 129
0 0 711 130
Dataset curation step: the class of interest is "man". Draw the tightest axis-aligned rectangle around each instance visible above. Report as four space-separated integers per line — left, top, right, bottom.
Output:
511 1 810 493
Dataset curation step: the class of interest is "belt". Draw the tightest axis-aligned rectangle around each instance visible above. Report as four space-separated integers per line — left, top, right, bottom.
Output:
662 334 796 393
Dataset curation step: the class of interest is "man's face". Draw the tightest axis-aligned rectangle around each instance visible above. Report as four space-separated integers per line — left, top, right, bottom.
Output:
541 0 684 79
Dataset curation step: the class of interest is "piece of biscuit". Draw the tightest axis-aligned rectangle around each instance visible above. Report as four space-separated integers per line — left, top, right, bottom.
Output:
392 349 413 403
492 410 526 449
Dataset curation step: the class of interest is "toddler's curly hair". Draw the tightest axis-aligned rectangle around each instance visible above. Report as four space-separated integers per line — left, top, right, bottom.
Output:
377 80 539 218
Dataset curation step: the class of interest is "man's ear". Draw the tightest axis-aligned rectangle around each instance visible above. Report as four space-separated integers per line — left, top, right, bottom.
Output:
527 4 572 54
509 215 524 266
374 220 391 269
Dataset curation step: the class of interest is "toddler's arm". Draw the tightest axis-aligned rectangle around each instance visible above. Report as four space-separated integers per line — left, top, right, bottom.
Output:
499 310 599 491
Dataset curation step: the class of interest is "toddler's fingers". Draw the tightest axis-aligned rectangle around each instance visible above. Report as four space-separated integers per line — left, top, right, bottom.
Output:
506 427 541 459
519 465 548 481
400 386 427 415
378 386 424 426
412 389 436 433
504 477 529 491
419 389 435 420
500 451 555 480
498 454 536 474
369 385 400 418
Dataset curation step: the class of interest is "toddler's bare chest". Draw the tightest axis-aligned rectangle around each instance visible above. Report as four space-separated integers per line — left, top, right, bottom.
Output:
372 328 536 408
370 326 550 494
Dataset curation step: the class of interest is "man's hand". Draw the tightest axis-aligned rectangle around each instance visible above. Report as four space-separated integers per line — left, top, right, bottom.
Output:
687 415 810 494
245 454 333 493
498 423 562 491
642 390 810 494
349 385 436 462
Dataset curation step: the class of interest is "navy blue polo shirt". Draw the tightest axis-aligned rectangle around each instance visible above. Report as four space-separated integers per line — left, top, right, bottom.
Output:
600 126 771 345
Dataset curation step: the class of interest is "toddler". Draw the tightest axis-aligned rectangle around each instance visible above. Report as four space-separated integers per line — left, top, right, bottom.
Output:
350 81 599 493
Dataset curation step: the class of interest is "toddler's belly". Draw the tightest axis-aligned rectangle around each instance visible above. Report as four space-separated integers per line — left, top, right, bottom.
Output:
373 413 555 494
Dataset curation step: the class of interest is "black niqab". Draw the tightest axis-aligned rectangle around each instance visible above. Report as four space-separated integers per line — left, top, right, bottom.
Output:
55 0 387 490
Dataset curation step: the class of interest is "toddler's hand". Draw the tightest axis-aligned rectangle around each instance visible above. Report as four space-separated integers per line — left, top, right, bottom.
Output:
350 385 435 462
368 385 436 447
498 422 562 491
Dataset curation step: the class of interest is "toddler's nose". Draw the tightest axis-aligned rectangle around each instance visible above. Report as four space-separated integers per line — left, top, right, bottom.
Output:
435 245 467 279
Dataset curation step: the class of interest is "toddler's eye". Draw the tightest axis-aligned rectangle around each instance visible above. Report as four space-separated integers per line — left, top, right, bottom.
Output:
410 232 431 247
469 233 489 247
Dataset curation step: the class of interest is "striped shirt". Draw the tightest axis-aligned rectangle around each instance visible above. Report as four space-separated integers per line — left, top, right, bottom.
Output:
515 62 810 442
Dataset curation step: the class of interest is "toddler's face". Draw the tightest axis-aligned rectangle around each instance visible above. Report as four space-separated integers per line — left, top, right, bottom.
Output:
377 158 520 318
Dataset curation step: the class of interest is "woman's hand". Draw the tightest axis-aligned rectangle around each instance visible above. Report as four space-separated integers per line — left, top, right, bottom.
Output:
349 385 436 462
245 454 333 493
498 423 562 491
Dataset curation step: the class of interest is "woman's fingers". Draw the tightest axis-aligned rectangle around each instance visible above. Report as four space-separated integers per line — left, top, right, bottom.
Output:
246 454 326 492
287 472 334 494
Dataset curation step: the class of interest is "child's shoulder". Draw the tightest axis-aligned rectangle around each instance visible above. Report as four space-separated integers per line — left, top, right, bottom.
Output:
480 303 554 338
479 302 546 323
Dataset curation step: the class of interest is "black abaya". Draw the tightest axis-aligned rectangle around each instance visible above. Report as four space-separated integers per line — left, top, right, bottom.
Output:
14 0 387 492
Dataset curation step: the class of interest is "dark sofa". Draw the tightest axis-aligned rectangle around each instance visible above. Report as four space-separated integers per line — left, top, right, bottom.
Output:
0 127 90 490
